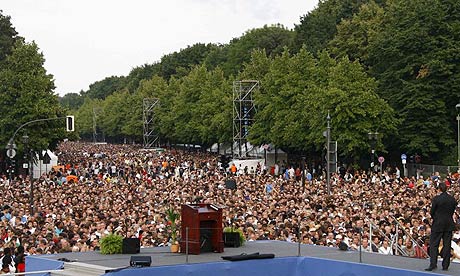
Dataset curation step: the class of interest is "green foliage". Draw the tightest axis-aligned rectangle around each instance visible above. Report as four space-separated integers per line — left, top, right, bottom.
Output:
80 76 126 100
242 47 397 158
74 98 103 139
166 206 180 243
125 64 160 93
100 234 123 254
160 43 218 80
223 227 246 245
214 24 294 77
0 10 18 64
293 0 375 54
0 39 65 150
367 0 460 160
328 1 384 65
59 92 85 110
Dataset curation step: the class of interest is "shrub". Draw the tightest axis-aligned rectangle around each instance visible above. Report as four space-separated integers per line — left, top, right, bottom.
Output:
100 233 123 254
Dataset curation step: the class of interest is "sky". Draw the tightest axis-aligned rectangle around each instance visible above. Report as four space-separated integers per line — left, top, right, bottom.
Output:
2 0 319 96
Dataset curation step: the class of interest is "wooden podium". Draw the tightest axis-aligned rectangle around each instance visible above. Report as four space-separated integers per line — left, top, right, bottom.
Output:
180 204 224 254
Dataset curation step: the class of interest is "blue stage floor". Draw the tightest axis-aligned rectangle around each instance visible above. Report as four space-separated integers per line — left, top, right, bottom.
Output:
36 240 458 275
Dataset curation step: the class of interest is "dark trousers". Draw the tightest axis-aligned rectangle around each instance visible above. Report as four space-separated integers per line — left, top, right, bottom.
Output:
429 230 453 269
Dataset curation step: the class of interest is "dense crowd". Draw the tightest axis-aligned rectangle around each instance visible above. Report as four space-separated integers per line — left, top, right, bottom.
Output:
1 141 460 272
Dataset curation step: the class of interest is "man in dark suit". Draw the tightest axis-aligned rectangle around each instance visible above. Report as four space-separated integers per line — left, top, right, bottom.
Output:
426 181 457 271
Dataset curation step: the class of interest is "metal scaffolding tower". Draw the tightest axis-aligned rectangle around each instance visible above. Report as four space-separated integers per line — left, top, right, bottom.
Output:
92 107 102 143
143 98 159 148
232 80 258 158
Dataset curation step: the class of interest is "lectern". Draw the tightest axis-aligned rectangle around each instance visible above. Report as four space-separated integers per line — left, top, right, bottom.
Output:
181 203 224 254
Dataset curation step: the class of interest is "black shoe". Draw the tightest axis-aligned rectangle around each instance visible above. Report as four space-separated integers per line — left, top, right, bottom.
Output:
425 266 437 271
442 267 448 271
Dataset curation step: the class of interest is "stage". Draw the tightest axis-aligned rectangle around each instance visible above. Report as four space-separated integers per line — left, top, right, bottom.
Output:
31 240 459 276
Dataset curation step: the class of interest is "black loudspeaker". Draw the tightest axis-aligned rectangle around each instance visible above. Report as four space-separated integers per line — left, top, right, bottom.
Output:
225 179 237 190
130 256 151 267
223 232 241 247
123 238 140 254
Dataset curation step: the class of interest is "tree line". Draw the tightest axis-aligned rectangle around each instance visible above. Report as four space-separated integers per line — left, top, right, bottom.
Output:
1 0 460 166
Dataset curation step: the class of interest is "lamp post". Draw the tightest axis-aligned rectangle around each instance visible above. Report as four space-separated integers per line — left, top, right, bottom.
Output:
22 135 33 215
22 135 29 179
456 103 460 172
368 132 379 173
326 112 331 196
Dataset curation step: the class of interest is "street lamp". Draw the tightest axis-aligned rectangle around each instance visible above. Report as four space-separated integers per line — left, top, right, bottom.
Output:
456 103 460 172
368 132 379 173
22 135 33 215
22 135 29 178
326 112 331 196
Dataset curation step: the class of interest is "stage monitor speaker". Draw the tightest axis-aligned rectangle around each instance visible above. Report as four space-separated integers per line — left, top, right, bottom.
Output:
225 179 237 190
130 256 151 267
123 238 140 254
223 232 240 247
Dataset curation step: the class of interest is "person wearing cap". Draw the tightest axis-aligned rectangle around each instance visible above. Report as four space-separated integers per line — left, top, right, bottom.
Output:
425 182 457 271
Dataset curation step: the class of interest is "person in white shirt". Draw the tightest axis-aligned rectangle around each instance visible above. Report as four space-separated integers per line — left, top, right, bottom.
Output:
379 239 393 255
358 237 372 252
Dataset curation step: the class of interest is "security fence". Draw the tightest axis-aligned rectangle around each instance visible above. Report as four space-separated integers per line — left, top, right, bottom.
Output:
406 163 459 178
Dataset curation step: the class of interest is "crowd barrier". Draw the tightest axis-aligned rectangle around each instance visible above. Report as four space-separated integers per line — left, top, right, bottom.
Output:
102 256 434 276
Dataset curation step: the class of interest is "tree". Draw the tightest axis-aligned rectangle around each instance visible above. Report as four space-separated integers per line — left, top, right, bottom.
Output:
125 63 160 92
80 76 126 100
75 98 103 140
137 76 176 143
160 43 218 80
328 1 384 66
368 0 460 160
59 92 85 110
194 67 232 147
0 10 18 64
293 0 376 55
206 25 294 77
304 53 398 158
0 39 65 150
242 47 397 159
171 65 209 145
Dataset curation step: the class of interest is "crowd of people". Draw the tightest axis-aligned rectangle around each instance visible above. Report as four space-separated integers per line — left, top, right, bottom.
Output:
1 141 460 271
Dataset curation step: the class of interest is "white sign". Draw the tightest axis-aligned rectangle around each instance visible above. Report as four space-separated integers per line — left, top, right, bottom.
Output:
6 148 16 158
378 156 385 163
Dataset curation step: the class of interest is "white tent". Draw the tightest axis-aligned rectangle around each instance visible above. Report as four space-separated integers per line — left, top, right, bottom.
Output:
209 142 288 167
246 144 288 167
32 150 58 179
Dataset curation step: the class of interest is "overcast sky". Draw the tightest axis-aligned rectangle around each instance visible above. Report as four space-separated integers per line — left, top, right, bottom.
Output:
2 0 319 96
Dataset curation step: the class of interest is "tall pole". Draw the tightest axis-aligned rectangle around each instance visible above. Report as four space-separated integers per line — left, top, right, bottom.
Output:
326 112 331 196
368 132 379 174
301 157 306 192
6 117 72 215
458 114 460 171
93 107 98 143
22 135 34 215
30 149 34 215
457 103 460 172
